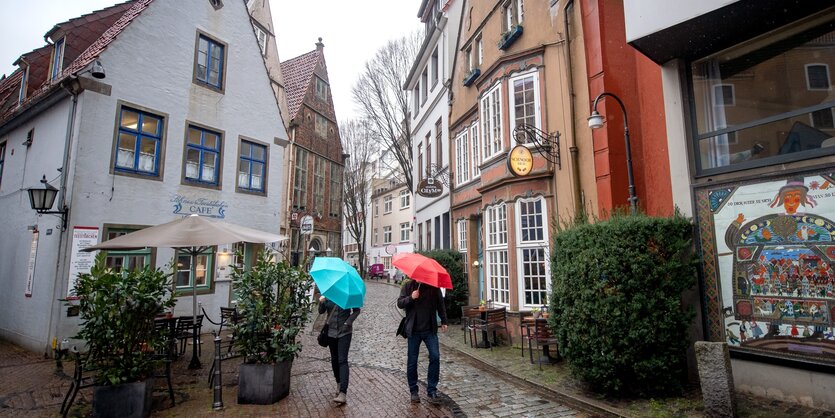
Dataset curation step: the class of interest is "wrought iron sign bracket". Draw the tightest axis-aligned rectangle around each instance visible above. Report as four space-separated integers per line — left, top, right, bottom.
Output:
512 125 561 169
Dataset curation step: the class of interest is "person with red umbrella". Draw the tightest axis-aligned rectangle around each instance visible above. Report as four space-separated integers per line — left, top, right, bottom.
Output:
394 253 451 405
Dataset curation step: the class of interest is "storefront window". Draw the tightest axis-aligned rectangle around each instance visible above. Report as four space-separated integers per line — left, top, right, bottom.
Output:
690 16 835 173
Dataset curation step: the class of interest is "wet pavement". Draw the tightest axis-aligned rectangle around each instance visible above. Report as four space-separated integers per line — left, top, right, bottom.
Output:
3 281 835 417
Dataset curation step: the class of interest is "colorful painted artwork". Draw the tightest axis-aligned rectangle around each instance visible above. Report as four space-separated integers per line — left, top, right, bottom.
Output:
708 173 835 363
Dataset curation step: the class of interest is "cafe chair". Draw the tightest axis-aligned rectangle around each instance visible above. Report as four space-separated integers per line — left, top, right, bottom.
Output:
460 305 482 348
175 315 204 356
60 347 99 418
483 306 512 347
152 316 177 406
519 310 534 357
528 319 559 370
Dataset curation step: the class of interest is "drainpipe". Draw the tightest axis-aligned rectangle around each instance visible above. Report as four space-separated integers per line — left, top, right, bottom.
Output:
563 0 582 216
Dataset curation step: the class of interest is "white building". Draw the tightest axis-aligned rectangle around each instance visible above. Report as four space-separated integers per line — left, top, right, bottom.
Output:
0 0 288 353
405 0 463 252
367 177 414 278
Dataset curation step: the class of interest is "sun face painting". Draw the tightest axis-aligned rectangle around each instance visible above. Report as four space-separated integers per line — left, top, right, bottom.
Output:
712 173 835 362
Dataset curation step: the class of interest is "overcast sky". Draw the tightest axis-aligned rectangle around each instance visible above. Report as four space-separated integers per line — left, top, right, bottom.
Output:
0 0 422 121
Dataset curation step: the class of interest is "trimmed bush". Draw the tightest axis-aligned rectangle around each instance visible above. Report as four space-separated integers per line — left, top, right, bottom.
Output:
421 250 468 320
550 213 696 396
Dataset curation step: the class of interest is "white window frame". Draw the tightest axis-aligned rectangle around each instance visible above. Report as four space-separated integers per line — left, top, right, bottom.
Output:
477 36 483 66
480 83 504 161
383 226 392 244
457 219 468 252
806 63 831 91
384 195 393 213
470 122 481 178
253 25 268 56
400 189 411 209
485 202 509 305
400 222 411 242
515 197 550 308
508 70 541 145
455 130 470 185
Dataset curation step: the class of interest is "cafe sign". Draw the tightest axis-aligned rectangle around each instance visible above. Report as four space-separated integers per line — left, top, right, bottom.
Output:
417 178 443 198
507 144 533 176
171 194 228 218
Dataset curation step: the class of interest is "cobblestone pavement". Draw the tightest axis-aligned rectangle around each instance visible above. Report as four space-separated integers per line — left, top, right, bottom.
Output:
4 281 835 417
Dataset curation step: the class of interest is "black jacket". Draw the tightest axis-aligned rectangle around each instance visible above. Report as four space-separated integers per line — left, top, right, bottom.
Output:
396 280 447 336
319 299 361 338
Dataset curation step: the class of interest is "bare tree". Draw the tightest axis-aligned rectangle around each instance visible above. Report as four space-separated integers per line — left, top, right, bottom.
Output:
341 119 378 278
352 31 422 193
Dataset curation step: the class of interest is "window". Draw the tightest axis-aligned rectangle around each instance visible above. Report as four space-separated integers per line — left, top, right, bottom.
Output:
470 122 481 178
431 48 439 89
481 83 503 160
237 139 266 193
455 130 470 185
175 248 214 293
383 256 392 270
383 226 392 244
485 203 509 305
195 33 225 90
417 144 423 182
114 106 163 177
426 220 432 250
315 113 328 138
457 219 468 251
517 197 548 306
509 71 541 142
253 25 267 56
0 142 5 189
413 86 420 116
293 148 308 209
314 157 326 212
373 228 378 245
184 125 221 186
503 0 524 31
330 163 342 217
400 189 410 209
477 36 483 66
465 46 474 72
18 67 27 104
316 77 328 101
384 195 393 213
400 222 411 242
690 21 835 172
426 133 432 174
51 38 65 81
374 199 379 217
435 119 443 167
417 223 423 251
712 84 735 107
806 64 830 90
421 69 428 105
103 228 151 272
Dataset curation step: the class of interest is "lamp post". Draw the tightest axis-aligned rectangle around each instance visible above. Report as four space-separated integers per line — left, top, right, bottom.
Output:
588 92 638 215
27 175 68 229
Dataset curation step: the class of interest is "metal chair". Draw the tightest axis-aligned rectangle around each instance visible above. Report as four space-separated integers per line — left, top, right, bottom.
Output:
175 315 204 356
527 319 559 370
152 316 177 406
483 307 512 347
60 348 99 418
519 311 534 357
460 305 482 347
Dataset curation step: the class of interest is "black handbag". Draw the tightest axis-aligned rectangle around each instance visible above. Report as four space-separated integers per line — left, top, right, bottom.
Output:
317 323 329 347
396 317 407 339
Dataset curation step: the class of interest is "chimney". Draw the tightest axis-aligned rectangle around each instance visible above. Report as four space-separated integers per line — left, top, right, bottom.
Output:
316 37 324 51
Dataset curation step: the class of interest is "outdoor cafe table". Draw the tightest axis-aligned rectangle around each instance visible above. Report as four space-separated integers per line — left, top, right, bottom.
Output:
521 316 559 363
474 306 506 348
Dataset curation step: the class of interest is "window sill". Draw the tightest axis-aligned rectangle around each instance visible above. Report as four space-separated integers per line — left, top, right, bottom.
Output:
498 25 523 51
236 187 267 196
463 68 481 87
183 179 222 191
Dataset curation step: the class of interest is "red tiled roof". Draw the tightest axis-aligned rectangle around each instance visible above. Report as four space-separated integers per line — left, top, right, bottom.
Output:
280 49 321 120
0 0 153 125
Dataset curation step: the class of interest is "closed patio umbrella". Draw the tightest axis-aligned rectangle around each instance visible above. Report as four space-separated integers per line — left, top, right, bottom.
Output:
83 214 287 369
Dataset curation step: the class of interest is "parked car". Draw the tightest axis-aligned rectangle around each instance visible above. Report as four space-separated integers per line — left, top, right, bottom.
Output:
368 264 388 280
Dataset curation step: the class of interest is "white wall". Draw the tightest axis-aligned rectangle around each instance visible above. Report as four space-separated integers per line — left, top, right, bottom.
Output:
623 0 738 42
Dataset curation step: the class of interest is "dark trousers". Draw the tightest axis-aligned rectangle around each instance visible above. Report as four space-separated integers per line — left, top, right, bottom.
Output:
328 333 352 393
407 331 440 396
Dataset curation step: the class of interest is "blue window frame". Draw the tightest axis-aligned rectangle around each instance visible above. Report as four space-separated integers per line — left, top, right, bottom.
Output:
114 107 163 176
51 38 65 80
196 35 224 89
238 140 266 192
185 126 221 185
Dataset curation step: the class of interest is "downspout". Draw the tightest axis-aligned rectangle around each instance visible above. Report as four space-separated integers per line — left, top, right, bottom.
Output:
46 79 79 356
563 0 582 216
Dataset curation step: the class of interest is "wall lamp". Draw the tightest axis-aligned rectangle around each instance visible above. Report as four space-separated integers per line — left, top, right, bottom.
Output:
588 92 637 215
512 124 561 169
27 175 68 230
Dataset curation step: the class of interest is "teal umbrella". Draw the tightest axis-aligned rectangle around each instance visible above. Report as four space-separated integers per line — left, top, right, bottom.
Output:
310 257 366 309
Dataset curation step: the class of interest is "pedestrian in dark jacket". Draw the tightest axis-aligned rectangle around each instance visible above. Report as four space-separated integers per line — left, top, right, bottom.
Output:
319 296 361 405
396 279 448 404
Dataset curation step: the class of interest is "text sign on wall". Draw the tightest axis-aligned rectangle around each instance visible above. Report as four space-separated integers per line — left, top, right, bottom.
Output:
171 194 228 218
67 227 100 298
417 178 443 198
507 145 533 177
300 215 314 235
25 231 39 297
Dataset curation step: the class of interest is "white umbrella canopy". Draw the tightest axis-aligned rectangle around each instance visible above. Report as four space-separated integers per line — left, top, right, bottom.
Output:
82 214 287 369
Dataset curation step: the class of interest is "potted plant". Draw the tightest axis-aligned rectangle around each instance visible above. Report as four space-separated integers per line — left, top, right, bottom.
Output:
531 307 541 319
479 300 486 311
73 253 175 418
463 68 481 87
498 24 524 50
231 251 313 404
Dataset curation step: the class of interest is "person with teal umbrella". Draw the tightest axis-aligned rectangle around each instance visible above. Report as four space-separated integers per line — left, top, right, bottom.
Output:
310 257 365 405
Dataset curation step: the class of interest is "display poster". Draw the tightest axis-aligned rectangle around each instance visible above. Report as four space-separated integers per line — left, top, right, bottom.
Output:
25 231 39 297
67 227 99 298
700 171 835 364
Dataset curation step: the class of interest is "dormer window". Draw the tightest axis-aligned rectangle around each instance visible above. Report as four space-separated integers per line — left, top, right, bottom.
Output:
18 67 28 104
51 38 65 81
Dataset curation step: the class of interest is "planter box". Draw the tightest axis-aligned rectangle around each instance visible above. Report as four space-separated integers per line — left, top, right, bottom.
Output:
463 68 481 87
238 361 292 404
498 25 523 50
92 379 154 418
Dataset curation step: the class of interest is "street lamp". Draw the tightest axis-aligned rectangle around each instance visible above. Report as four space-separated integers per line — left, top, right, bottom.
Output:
588 92 638 215
27 175 68 229
326 247 333 257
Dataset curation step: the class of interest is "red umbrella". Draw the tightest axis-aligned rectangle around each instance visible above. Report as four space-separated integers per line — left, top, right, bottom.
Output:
392 253 453 289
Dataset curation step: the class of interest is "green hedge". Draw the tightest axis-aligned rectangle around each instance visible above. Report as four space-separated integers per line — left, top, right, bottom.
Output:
421 250 468 320
550 213 696 396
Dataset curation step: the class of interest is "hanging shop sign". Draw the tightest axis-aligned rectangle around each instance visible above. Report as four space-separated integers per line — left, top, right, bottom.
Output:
171 194 228 218
417 178 444 198
67 226 100 298
507 144 534 177
300 215 314 235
